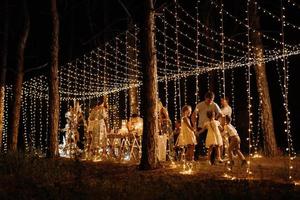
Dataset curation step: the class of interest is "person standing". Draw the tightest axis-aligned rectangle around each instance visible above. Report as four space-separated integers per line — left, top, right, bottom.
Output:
192 91 221 160
220 96 232 159
199 111 224 164
220 97 232 117
176 105 197 161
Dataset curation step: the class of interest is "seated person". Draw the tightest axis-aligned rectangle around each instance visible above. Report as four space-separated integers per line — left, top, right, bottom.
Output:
127 114 143 136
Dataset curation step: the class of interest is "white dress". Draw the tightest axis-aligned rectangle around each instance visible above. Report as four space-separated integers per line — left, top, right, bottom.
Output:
90 106 108 148
204 120 223 148
176 117 197 146
221 105 232 117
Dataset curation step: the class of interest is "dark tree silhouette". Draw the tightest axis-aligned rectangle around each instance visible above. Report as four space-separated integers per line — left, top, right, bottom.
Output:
8 0 30 152
0 0 9 151
139 0 160 170
249 0 277 156
48 0 60 157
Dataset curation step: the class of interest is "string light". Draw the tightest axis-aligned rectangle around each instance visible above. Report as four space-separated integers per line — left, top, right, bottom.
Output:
3 1 299 167
39 87 43 153
280 0 295 181
174 80 178 121
217 70 222 100
175 3 182 115
195 0 200 105
195 75 199 105
210 0 296 49
137 86 141 116
246 0 253 176
125 32 128 119
2 86 11 153
230 70 235 125
207 73 210 91
287 0 300 8
220 0 226 98
254 0 300 31
45 90 49 153
163 10 169 109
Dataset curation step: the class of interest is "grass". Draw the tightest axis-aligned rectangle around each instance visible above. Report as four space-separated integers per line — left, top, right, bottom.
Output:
0 153 299 199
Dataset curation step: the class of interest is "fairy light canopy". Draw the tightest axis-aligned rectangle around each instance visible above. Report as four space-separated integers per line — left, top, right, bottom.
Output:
2 0 299 159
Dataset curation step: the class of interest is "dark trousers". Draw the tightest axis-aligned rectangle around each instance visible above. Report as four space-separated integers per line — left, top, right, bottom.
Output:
194 128 207 160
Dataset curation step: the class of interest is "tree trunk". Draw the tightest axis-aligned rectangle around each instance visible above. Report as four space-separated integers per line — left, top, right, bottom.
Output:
249 1 277 156
48 0 60 157
127 23 139 116
0 0 9 151
8 0 30 152
139 0 159 170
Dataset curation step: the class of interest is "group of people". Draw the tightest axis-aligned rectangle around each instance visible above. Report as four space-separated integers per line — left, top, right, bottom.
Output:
63 100 109 159
62 91 247 167
63 100 144 160
174 91 247 168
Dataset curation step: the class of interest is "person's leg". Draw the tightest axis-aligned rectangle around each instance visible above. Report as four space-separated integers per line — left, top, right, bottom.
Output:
186 145 190 161
188 145 195 161
207 146 213 164
216 146 223 162
235 139 247 166
228 139 234 163
236 150 245 161
191 145 195 161
199 129 207 157
194 129 201 160
223 136 229 158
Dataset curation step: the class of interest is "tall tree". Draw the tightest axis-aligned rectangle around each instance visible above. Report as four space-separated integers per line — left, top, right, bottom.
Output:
139 0 159 170
8 0 30 152
48 0 60 157
249 1 277 156
0 0 9 151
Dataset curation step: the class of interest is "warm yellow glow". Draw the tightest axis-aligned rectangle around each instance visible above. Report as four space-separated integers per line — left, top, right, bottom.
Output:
169 161 177 169
222 173 236 180
180 168 193 175
294 181 300 186
118 120 129 135
252 153 263 158
92 159 102 162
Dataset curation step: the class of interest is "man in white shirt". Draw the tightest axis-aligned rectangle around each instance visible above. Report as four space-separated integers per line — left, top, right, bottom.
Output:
220 97 232 117
220 97 232 159
192 91 221 160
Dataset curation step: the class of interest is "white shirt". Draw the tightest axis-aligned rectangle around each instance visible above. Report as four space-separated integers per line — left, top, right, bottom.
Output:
221 105 232 117
224 124 238 137
194 101 221 128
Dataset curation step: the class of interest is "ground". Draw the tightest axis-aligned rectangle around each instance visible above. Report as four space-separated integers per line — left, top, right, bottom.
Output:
0 154 299 199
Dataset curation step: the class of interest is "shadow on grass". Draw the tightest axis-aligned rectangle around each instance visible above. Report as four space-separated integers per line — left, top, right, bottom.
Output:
0 153 299 200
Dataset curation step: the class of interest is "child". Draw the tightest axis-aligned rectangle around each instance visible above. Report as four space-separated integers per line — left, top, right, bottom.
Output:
199 111 224 164
223 115 247 168
176 105 197 161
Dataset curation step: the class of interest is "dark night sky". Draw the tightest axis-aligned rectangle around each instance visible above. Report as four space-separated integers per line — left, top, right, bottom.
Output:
3 0 300 152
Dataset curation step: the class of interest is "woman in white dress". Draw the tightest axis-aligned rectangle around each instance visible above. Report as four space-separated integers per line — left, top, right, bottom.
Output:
88 102 109 157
